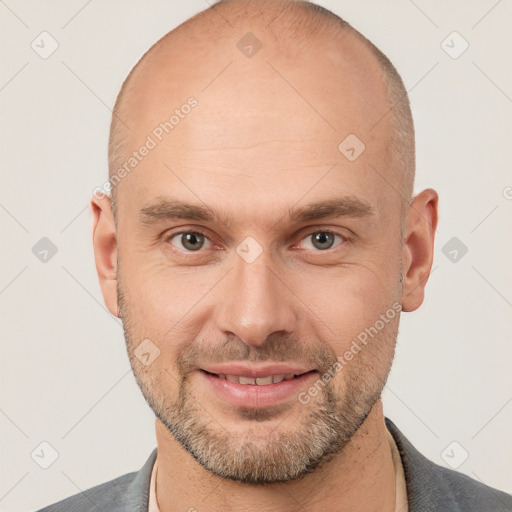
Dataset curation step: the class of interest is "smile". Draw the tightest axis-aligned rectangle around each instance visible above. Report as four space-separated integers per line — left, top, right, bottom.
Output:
201 370 311 385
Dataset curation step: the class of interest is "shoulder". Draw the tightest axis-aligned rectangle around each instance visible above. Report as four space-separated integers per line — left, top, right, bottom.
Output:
425 463 512 511
35 472 136 512
34 448 157 512
385 418 512 512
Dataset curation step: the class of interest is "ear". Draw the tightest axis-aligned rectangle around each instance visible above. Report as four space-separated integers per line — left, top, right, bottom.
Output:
401 188 439 312
91 194 118 317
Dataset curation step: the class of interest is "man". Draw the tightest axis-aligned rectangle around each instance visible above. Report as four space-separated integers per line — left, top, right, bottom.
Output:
37 0 512 511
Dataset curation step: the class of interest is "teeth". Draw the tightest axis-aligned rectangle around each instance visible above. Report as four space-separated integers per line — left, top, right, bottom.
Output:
256 376 273 385
214 373 300 385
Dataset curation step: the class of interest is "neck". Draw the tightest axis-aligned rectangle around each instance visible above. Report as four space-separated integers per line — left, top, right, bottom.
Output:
154 400 396 512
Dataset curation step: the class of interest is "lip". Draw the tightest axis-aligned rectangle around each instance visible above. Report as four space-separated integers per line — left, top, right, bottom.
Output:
197 368 319 409
198 363 314 378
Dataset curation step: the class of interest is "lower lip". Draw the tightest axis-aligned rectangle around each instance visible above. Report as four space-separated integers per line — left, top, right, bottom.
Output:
198 370 318 408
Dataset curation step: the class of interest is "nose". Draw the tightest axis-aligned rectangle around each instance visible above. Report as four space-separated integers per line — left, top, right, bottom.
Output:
214 250 297 347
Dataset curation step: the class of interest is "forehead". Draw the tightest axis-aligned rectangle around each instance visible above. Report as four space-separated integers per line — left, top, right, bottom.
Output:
125 26 389 136
114 29 397 223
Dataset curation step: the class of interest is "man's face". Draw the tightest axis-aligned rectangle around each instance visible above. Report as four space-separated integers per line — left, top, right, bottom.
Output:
113 31 405 484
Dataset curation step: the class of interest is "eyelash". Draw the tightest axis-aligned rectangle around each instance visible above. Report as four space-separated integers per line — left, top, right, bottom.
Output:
165 228 346 255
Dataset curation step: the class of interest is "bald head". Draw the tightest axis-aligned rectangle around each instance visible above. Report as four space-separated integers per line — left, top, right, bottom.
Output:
107 0 414 228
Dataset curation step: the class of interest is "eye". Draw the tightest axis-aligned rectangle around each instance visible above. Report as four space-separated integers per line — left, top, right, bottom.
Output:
298 230 345 251
168 231 212 252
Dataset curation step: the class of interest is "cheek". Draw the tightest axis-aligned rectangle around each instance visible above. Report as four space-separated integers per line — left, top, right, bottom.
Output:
329 313 400 392
120 253 211 324
293 263 401 349
118 264 198 369
123 305 187 402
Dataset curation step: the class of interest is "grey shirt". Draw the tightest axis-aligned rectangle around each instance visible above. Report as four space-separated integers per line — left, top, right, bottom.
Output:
35 418 512 512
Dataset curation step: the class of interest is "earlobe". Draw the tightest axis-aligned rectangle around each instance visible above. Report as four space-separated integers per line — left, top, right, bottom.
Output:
90 194 118 317
401 188 439 313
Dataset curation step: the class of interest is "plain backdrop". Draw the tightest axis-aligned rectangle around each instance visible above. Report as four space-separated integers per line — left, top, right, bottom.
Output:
1 1 511 510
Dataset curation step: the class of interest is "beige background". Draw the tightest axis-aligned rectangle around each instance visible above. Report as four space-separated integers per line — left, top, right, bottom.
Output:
1 1 511 511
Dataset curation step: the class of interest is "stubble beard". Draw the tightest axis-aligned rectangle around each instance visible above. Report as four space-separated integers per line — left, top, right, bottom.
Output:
117 279 397 485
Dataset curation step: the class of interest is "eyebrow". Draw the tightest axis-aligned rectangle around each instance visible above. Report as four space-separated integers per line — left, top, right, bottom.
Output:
139 195 374 228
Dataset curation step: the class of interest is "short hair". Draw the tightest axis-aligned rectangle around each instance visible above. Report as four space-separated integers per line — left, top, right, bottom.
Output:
108 0 414 231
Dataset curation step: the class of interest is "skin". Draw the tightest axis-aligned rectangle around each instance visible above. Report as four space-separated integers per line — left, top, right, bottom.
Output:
91 4 438 511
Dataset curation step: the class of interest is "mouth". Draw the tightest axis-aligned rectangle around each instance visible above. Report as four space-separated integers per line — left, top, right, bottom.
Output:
199 369 315 385
197 368 319 409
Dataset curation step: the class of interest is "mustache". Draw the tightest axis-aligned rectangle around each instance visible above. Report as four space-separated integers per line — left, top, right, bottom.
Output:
176 333 337 375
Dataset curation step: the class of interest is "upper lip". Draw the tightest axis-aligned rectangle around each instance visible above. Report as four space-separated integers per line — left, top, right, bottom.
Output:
199 363 315 378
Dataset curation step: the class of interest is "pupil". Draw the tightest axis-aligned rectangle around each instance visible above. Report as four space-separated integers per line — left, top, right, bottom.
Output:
313 232 333 250
183 233 204 251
